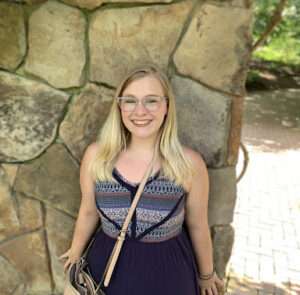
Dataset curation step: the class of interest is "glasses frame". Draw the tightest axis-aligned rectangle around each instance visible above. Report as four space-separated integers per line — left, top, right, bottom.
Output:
117 95 168 112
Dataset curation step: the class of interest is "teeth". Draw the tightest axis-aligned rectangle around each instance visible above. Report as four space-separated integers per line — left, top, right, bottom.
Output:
132 120 151 126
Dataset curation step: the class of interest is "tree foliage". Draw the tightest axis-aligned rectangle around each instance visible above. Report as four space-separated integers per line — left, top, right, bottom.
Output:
254 0 300 41
253 0 300 65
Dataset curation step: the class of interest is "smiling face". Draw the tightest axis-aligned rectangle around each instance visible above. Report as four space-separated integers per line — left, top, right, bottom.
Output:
119 75 168 140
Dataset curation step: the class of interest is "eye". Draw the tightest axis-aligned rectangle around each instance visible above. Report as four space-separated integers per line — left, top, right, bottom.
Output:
123 96 137 104
145 96 160 103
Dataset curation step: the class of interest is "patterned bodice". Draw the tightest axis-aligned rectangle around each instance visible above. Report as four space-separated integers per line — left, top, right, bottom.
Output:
94 167 187 243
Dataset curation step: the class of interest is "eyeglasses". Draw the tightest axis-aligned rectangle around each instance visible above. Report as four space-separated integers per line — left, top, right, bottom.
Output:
117 95 168 112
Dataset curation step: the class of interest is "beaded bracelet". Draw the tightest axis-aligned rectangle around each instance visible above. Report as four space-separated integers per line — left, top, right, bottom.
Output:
199 269 215 280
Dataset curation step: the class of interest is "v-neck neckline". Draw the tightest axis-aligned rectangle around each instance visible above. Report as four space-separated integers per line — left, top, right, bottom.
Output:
112 167 161 188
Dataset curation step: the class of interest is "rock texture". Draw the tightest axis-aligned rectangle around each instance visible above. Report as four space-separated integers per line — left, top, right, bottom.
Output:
0 230 52 294
60 83 114 161
14 143 81 217
171 75 232 167
61 0 104 9
16 192 43 232
46 206 75 293
1 164 19 186
208 167 237 225
211 224 235 278
0 71 69 162
174 1 252 95
89 0 193 87
0 255 24 295
0 3 26 71
24 1 86 88
0 167 20 241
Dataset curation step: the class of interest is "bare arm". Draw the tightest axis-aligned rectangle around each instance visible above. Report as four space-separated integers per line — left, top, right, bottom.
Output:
60 142 100 270
184 148 224 294
184 148 214 275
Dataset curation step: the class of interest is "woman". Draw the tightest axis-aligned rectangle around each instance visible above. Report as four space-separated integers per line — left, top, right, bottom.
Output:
59 63 224 295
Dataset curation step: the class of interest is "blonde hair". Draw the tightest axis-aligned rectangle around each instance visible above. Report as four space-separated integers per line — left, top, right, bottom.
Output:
89 63 194 189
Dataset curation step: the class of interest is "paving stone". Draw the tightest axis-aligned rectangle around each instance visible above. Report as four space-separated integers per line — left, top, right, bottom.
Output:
225 90 300 293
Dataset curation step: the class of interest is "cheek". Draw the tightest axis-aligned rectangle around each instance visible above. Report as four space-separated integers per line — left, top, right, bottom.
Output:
120 110 129 121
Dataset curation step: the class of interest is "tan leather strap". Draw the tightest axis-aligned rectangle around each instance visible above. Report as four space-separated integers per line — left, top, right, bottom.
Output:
101 135 160 288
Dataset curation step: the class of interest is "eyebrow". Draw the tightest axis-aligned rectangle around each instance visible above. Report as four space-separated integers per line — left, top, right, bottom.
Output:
122 93 164 97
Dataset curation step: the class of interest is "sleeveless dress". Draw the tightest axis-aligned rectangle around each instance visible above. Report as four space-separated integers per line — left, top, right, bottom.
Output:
86 167 200 295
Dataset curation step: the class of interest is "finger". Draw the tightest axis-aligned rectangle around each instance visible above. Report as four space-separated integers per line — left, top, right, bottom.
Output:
217 278 224 287
59 252 68 260
63 264 67 274
201 288 206 295
211 283 219 295
64 265 69 275
216 278 224 291
64 261 70 273
207 288 213 295
215 274 224 284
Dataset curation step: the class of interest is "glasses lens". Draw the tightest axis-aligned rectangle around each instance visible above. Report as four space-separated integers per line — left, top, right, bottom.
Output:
144 95 161 111
118 95 165 112
119 97 137 112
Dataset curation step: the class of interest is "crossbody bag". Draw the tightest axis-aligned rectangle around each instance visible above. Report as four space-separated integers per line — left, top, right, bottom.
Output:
65 140 159 295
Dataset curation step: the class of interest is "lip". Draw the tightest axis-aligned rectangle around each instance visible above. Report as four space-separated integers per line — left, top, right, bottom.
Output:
131 120 152 125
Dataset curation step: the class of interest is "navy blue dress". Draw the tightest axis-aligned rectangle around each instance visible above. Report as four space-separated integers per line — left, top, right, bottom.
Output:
86 167 200 295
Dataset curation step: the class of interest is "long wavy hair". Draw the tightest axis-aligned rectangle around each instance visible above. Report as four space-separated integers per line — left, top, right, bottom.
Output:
89 63 194 189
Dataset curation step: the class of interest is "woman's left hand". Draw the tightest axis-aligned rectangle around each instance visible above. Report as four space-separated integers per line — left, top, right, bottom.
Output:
198 271 225 295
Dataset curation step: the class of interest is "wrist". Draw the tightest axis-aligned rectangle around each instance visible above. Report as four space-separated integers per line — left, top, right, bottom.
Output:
70 248 82 259
198 269 215 280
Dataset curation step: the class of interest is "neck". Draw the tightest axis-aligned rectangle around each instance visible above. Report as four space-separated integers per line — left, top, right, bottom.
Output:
127 134 159 157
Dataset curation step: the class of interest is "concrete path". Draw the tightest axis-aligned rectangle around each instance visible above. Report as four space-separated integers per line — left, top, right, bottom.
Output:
225 89 300 295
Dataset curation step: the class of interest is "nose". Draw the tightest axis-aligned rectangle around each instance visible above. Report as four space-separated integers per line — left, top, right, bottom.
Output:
134 100 148 114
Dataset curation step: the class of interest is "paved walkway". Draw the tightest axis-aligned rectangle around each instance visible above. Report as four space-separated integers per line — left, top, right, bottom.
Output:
225 89 300 295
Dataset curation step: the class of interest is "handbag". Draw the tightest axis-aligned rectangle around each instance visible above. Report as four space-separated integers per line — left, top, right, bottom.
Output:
65 139 160 295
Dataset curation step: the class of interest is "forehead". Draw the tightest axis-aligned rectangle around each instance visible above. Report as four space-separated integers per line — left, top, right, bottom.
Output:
122 75 165 96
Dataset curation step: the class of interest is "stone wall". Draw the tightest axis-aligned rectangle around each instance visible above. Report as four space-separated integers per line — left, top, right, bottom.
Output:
0 0 253 294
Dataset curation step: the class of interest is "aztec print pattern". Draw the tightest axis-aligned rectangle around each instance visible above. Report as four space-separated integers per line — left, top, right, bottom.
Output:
94 168 187 243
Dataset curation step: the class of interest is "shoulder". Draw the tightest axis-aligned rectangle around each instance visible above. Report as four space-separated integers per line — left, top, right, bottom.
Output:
79 142 100 206
181 145 208 192
82 141 100 162
80 142 100 180
182 145 207 171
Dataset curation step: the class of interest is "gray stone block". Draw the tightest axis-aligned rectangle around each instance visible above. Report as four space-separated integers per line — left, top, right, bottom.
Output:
208 166 237 226
171 75 232 167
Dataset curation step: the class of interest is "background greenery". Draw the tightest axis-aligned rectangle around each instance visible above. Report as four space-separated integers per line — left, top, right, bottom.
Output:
253 0 300 66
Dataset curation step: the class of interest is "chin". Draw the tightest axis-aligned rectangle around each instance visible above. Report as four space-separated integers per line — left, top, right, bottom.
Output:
129 128 159 138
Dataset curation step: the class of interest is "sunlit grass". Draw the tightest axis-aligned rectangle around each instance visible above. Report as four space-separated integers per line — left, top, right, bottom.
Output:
253 36 300 66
